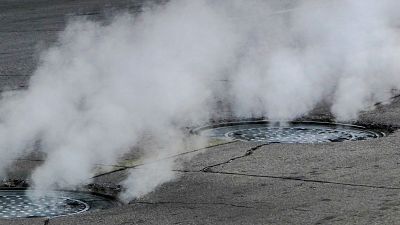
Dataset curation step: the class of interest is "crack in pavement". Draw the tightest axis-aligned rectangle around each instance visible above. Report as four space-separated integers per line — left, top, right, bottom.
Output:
133 201 254 209
92 141 238 179
200 143 270 173
391 94 400 100
374 93 400 106
176 170 400 191
185 143 400 190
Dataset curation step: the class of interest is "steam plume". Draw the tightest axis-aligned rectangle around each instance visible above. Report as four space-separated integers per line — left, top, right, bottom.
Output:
0 0 398 201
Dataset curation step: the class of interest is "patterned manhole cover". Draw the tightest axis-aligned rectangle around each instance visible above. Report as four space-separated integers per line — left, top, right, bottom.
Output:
0 190 116 219
195 121 384 143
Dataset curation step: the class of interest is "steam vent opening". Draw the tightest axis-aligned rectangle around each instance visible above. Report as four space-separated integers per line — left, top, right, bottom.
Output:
196 121 385 143
0 190 116 219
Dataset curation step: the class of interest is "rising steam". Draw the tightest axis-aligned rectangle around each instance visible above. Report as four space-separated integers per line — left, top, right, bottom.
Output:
0 0 399 201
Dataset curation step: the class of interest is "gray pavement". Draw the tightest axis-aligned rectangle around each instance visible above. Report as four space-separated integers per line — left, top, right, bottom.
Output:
1 1 400 225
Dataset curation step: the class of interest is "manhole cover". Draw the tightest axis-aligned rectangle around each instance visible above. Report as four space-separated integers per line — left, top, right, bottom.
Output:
0 190 116 219
195 121 385 143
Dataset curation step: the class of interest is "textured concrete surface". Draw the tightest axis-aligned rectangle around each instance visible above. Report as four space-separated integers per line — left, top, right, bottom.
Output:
0 0 147 86
1 0 400 225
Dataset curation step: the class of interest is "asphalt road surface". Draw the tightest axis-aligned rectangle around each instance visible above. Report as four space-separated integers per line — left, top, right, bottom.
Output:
1 1 400 224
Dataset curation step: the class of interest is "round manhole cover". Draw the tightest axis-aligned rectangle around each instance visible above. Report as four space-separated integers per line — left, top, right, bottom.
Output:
195 121 385 143
0 190 116 219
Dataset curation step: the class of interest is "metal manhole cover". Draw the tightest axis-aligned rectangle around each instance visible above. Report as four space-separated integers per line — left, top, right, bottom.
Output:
0 190 116 219
195 121 384 143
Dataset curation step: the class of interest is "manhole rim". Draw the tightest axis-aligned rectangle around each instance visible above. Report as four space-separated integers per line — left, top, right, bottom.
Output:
0 188 118 219
193 120 386 143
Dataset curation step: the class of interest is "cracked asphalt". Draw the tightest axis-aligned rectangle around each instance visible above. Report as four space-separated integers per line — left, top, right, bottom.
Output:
2 0 400 224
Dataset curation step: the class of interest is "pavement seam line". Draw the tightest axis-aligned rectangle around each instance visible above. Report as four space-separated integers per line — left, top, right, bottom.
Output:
91 140 238 179
176 170 400 191
200 143 270 173
134 201 254 209
374 93 400 106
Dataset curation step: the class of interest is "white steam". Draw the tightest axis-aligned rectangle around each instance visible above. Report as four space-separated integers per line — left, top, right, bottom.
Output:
0 0 399 201
229 0 400 121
